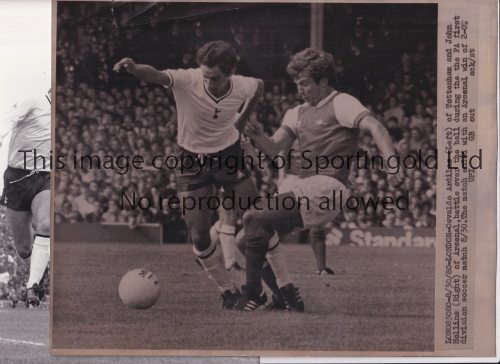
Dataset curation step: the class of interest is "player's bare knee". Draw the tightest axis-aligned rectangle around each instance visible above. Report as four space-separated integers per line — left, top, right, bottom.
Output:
16 245 32 259
34 216 50 236
241 210 262 231
191 229 211 252
243 217 274 248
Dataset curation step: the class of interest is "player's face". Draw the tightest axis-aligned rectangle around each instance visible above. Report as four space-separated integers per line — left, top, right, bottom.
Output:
294 71 325 106
200 65 232 97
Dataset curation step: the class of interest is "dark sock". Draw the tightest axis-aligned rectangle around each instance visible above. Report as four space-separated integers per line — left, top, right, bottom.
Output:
310 228 326 271
261 262 282 298
245 244 268 295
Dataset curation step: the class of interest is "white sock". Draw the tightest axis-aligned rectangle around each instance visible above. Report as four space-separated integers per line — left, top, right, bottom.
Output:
193 241 235 293
209 221 221 246
219 224 236 269
266 233 292 288
27 235 50 288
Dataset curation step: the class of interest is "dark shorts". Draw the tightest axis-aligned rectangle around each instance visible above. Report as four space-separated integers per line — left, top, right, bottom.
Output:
175 140 251 192
0 167 51 211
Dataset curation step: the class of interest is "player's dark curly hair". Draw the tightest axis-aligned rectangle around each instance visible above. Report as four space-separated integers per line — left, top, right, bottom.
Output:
286 48 336 86
196 41 237 76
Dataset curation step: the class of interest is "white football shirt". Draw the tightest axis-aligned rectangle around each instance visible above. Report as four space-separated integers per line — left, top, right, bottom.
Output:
0 92 51 171
164 68 258 154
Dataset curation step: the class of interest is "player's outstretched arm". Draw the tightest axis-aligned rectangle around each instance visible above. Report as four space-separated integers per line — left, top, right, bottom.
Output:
234 79 264 133
113 58 172 86
244 116 292 158
359 115 404 187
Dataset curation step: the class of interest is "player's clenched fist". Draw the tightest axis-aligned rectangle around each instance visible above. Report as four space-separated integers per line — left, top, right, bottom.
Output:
113 58 136 73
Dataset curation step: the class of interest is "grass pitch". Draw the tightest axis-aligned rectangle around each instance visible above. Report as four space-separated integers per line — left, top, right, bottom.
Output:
52 242 434 354
0 309 257 363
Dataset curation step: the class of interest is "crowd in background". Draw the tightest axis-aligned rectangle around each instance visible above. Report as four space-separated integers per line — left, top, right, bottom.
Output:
0 3 436 303
0 208 49 305
53 3 437 242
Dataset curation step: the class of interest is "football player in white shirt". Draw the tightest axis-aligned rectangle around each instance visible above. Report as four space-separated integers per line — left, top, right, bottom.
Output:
115 41 287 309
243 48 404 311
0 89 51 307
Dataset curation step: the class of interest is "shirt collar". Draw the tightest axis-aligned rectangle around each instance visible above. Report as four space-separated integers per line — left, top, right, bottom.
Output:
310 90 338 109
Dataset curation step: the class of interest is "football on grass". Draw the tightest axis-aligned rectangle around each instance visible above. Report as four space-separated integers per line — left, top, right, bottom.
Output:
118 269 160 309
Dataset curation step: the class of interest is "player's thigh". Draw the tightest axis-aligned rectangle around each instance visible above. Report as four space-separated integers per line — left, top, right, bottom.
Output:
6 208 33 254
224 177 259 218
177 185 213 235
31 190 50 236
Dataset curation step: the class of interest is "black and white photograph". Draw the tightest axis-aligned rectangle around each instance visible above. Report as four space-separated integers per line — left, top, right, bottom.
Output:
50 1 443 355
0 0 496 361
0 1 260 363
0 1 53 361
0 0 496 362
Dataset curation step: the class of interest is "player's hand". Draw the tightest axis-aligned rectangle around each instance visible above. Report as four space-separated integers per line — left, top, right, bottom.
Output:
235 111 257 133
234 116 246 133
113 58 136 74
387 168 405 188
243 114 264 140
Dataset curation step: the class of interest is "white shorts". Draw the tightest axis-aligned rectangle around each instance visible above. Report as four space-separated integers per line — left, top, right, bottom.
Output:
279 174 346 229
0 272 10 285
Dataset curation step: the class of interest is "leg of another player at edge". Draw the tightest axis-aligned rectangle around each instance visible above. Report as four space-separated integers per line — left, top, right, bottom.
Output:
6 209 33 262
179 186 236 294
27 190 51 288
